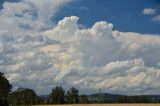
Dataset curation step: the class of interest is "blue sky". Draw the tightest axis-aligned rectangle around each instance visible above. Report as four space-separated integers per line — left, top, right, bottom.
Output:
1 0 160 95
53 0 160 34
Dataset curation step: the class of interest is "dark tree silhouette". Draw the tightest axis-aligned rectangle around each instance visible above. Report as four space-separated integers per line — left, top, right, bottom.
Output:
66 87 79 104
0 72 12 106
50 86 65 104
79 94 89 104
9 88 39 105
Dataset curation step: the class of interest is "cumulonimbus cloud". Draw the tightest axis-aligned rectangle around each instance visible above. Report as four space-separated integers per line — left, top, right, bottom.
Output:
0 1 160 95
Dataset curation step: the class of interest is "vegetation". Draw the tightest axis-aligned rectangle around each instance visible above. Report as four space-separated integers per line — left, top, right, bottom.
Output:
8 87 160 105
50 86 65 104
79 94 89 104
1 72 160 105
66 87 79 104
9 88 40 105
0 72 12 106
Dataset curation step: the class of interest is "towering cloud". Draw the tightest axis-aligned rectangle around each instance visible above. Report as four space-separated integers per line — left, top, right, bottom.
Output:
0 1 160 95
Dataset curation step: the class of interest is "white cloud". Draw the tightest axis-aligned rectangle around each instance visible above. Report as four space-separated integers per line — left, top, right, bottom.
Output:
1 1 160 95
0 0 71 35
142 8 156 15
142 8 160 22
153 15 160 22
22 0 71 24
42 17 160 95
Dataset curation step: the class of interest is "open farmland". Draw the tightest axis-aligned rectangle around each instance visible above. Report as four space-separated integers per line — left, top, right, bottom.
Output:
34 104 160 106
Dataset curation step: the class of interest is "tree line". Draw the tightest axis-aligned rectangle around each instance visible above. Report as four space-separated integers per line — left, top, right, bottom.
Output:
9 86 89 105
8 87 160 105
1 72 160 106
0 72 89 106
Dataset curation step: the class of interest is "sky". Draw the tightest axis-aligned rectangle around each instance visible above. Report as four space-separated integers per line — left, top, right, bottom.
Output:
54 0 160 34
0 0 160 95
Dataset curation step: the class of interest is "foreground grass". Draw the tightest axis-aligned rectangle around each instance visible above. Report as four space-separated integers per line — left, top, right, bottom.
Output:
34 104 160 106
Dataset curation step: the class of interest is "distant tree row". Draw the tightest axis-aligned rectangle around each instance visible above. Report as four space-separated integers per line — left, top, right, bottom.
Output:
9 86 89 105
9 88 40 105
1 71 160 106
0 72 89 106
8 86 160 105
50 86 80 104
116 95 160 103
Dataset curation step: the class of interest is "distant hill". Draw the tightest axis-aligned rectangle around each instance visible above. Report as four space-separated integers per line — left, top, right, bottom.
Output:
38 92 160 103
88 93 160 103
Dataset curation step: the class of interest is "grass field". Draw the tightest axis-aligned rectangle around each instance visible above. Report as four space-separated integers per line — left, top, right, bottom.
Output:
34 104 160 106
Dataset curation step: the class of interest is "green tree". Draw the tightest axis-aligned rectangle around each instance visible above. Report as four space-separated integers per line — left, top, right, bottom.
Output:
117 96 132 103
66 87 79 104
132 96 149 103
50 86 65 104
0 72 12 106
79 94 89 104
9 88 39 105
